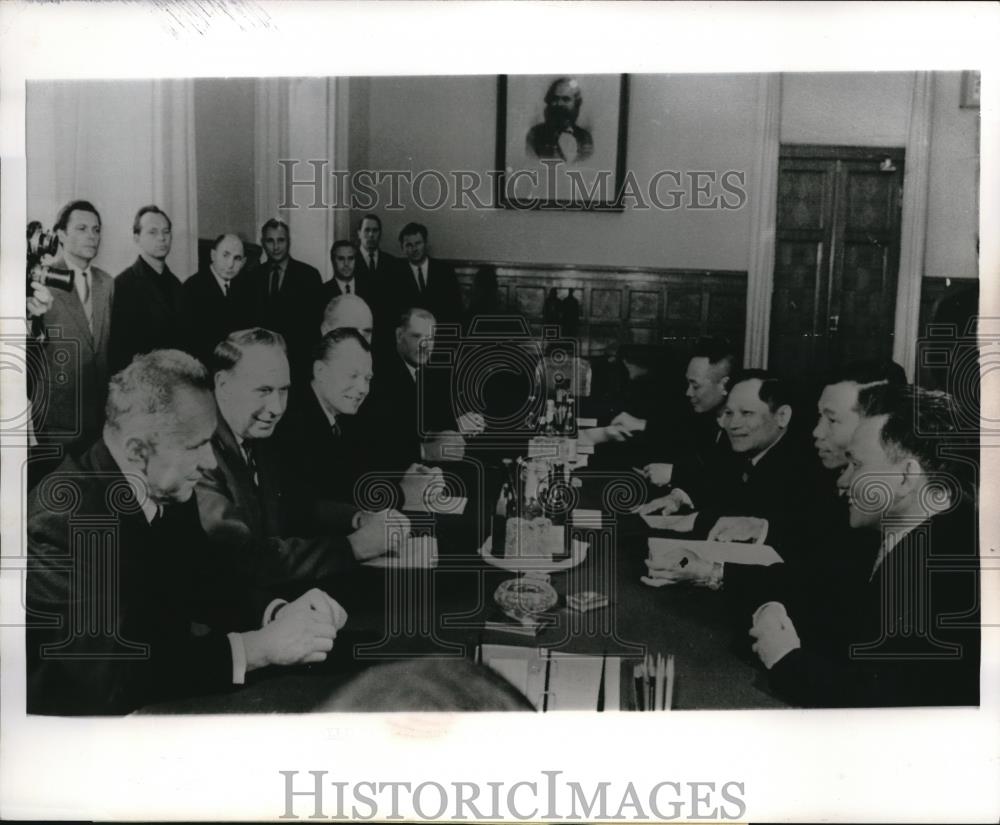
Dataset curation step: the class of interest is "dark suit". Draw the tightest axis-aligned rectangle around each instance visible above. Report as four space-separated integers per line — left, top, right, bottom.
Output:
273 385 372 532
363 352 458 472
352 248 400 337
765 507 980 707
195 410 358 592
30 261 113 472
242 257 323 368
182 268 253 367
354 248 399 284
690 431 824 563
26 440 263 715
526 122 594 162
109 256 185 373
321 274 376 307
387 257 463 325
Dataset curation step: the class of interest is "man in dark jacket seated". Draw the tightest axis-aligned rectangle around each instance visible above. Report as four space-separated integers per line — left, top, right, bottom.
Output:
637 370 823 563
647 384 980 707
26 350 346 715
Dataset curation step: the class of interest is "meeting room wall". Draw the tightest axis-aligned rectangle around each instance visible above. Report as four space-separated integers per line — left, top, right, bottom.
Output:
194 78 257 249
781 71 979 282
349 72 978 282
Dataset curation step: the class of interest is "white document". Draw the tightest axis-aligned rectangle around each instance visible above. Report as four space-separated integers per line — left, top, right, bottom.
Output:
641 512 698 532
647 537 783 567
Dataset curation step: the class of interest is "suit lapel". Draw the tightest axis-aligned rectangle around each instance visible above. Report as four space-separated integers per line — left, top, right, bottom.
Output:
89 268 111 349
50 259 95 350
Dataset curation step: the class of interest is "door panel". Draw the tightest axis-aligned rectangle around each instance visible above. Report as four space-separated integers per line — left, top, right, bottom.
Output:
770 146 903 378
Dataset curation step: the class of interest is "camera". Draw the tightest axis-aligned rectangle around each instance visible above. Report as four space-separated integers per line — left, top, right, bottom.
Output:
26 220 74 294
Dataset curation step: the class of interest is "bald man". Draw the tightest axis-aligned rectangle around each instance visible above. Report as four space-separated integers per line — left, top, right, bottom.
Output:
182 233 252 365
320 293 374 343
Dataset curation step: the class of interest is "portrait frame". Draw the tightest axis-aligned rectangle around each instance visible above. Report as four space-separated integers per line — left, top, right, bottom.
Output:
495 74 630 211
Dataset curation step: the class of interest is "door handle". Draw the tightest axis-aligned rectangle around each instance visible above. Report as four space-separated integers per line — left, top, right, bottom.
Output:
828 314 840 333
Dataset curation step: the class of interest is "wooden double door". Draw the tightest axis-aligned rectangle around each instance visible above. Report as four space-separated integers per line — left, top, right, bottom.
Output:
769 145 904 377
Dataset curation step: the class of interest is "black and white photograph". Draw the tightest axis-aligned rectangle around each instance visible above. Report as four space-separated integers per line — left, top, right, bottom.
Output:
498 73 629 208
1 2 997 822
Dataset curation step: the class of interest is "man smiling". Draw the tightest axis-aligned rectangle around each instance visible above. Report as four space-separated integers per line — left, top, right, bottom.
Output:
196 328 407 588
748 384 980 707
26 350 347 715
275 329 378 527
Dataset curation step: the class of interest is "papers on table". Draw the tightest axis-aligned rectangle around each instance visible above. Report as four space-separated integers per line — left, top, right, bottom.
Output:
641 512 698 532
647 537 783 567
479 645 621 711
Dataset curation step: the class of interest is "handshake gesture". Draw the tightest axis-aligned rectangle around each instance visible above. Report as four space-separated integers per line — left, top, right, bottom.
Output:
242 588 349 671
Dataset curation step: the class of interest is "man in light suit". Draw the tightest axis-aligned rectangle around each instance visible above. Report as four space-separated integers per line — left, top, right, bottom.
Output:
388 222 463 326
195 328 408 594
109 205 185 372
29 199 114 487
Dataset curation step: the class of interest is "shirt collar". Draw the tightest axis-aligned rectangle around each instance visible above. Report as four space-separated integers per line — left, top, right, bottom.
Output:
269 258 288 274
404 361 418 381
209 266 232 295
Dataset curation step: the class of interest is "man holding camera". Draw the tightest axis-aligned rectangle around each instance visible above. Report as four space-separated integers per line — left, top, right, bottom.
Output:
27 199 114 487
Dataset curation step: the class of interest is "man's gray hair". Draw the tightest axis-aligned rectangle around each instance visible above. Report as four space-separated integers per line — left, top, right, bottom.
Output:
211 327 287 376
104 349 211 444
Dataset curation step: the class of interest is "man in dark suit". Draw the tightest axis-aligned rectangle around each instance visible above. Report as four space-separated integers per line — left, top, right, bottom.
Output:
243 219 324 376
196 328 408 590
322 240 373 304
389 222 463 325
748 385 979 707
182 233 251 365
364 308 483 471
596 337 735 485
109 205 185 373
26 349 346 715
638 371 821 562
29 200 114 486
353 213 398 284
274 328 376 531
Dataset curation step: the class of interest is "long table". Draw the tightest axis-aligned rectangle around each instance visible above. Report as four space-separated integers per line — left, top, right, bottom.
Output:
143 453 787 713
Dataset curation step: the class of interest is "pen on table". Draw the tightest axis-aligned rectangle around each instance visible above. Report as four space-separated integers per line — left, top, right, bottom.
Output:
665 654 675 711
645 653 653 711
633 663 644 711
655 653 666 711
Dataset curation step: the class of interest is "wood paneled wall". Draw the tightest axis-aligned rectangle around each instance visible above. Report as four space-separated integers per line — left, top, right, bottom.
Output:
451 260 747 357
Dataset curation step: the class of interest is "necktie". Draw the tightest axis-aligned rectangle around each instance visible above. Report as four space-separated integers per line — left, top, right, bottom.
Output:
269 265 281 298
416 264 426 292
345 281 352 295
243 442 260 487
223 280 230 298
79 270 93 328
331 420 342 439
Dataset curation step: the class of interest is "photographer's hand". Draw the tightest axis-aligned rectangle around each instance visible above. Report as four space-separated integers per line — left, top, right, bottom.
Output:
27 282 53 319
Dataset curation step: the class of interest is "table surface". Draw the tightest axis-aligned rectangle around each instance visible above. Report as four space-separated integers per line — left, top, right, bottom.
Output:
144 453 788 713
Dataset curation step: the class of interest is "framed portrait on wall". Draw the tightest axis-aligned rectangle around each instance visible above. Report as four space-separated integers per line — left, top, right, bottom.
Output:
495 74 629 211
